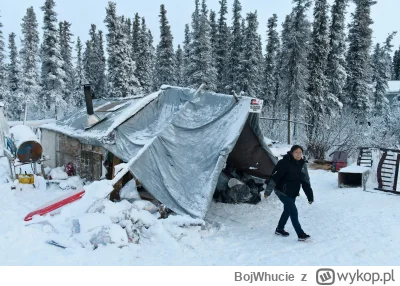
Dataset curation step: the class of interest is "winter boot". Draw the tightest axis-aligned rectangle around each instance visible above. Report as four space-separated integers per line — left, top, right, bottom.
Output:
275 229 289 237
298 233 311 241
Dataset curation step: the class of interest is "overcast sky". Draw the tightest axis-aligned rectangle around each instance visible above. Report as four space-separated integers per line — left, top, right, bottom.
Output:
1 0 399 55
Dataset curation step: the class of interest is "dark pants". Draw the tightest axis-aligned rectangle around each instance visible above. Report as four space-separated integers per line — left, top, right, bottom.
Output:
276 192 304 236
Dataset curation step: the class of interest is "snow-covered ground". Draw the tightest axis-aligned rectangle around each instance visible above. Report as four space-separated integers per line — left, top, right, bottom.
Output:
0 147 399 266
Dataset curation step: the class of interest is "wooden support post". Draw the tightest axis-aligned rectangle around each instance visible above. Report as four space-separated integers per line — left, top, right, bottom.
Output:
393 153 400 192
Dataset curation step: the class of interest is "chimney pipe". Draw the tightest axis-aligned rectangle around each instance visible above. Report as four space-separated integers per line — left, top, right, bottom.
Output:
84 84 94 115
83 84 101 129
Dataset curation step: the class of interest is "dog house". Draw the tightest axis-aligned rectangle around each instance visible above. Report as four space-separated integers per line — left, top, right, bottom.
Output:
338 165 370 191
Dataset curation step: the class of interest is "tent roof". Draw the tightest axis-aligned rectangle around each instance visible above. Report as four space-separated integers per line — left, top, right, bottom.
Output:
41 86 277 218
41 91 162 144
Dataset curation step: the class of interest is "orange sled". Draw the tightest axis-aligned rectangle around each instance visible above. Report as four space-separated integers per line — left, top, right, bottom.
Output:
24 190 85 221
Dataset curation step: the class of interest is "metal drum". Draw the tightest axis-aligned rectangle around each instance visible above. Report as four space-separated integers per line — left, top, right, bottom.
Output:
8 125 43 162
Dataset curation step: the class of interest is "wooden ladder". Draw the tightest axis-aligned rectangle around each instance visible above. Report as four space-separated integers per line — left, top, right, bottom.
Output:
375 148 400 194
357 147 373 168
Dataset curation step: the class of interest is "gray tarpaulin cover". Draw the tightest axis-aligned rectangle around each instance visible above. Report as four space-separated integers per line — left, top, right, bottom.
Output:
41 86 277 218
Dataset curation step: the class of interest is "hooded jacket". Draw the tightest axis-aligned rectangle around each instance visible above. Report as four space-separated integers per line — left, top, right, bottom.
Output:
265 151 314 202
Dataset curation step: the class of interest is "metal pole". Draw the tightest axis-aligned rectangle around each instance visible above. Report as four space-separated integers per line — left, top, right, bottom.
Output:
23 102 28 125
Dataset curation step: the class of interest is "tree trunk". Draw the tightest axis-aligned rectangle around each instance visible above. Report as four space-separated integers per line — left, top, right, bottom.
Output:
287 102 291 145
293 107 298 138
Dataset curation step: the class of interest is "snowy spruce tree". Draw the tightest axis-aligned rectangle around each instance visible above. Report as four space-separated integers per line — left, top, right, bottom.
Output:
0 14 6 87
59 21 75 108
273 16 292 119
104 1 117 94
182 24 191 86
372 32 396 115
83 25 106 98
8 33 20 93
227 0 244 94
147 29 157 92
20 7 41 119
0 13 8 102
155 4 175 88
125 18 132 42
237 17 247 93
392 49 400 80
371 43 386 114
209 10 218 67
278 14 292 94
135 17 153 93
263 14 280 105
186 0 200 86
40 0 66 119
280 0 311 144
216 0 230 93
241 12 262 97
175 44 184 86
345 0 376 117
74 37 86 106
109 17 140 97
83 40 91 83
391 46 400 81
97 30 107 97
261 16 283 140
391 94 400 143
132 13 140 63
7 33 23 120
368 36 397 148
326 0 348 107
255 34 264 96
307 0 332 137
272 43 283 117
83 34 93 94
187 0 217 90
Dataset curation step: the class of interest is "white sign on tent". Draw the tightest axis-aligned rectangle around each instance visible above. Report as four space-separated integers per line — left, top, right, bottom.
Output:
249 98 263 113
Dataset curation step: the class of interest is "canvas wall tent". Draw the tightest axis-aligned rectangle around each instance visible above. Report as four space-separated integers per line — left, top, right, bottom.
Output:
40 86 278 218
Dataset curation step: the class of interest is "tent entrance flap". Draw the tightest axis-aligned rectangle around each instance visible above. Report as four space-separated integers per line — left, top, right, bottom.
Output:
226 119 275 179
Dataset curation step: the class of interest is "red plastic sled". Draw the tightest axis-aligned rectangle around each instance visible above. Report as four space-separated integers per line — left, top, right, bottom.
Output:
24 190 85 221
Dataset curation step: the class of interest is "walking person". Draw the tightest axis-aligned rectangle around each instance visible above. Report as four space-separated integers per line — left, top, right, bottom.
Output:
264 145 314 241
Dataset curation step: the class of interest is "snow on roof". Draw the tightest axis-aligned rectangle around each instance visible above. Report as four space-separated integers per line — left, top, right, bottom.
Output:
8 119 55 128
101 101 130 112
41 122 105 140
387 81 400 93
103 90 161 136
41 91 161 141
339 165 370 173
93 101 112 112
160 84 186 90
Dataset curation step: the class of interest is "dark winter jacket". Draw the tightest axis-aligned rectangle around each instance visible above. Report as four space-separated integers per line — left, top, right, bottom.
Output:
265 151 314 202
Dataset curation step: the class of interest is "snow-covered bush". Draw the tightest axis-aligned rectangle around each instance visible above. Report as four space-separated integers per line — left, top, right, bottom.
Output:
302 107 397 160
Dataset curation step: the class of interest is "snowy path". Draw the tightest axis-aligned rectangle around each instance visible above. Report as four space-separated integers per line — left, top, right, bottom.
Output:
0 168 399 265
202 170 400 266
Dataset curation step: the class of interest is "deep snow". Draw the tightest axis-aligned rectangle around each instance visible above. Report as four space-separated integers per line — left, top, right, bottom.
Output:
0 147 399 266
